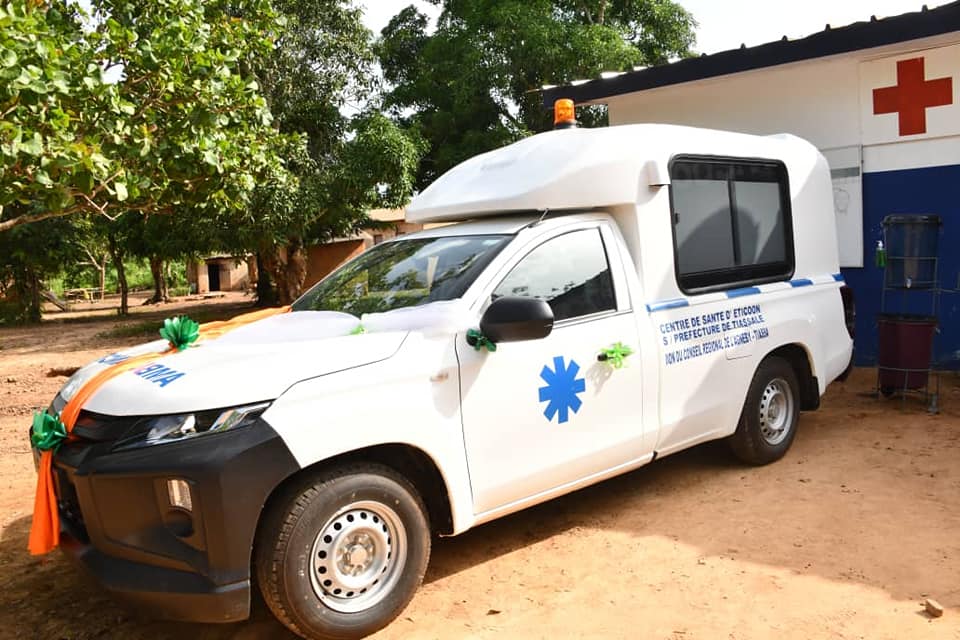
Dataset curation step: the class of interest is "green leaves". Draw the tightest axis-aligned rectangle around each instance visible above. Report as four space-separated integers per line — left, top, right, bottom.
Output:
378 0 696 189
0 0 292 233
1 49 17 68
227 0 422 304
20 132 43 156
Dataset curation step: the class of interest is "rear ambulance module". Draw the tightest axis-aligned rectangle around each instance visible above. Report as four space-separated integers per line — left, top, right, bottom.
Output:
28 101 853 640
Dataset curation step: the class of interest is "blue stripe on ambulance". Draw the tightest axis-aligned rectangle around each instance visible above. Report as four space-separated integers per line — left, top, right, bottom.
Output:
725 287 761 298
645 299 689 312
644 273 843 312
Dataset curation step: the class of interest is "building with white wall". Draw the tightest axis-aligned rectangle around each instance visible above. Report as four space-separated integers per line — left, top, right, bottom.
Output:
544 2 960 365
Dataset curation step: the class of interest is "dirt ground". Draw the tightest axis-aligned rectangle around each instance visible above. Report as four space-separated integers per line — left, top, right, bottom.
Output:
1 297 959 640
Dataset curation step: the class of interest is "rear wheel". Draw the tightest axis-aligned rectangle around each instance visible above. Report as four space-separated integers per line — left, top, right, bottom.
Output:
255 464 431 640
729 356 801 465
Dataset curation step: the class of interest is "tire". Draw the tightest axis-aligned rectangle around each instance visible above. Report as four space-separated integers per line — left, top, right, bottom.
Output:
728 356 801 465
255 463 431 640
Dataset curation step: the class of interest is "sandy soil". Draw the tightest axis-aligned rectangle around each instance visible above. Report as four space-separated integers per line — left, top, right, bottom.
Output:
1 300 959 640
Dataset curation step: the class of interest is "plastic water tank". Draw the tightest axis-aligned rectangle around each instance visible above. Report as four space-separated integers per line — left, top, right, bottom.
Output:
882 214 941 289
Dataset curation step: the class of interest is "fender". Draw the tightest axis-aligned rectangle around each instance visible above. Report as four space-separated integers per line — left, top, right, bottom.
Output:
261 332 476 535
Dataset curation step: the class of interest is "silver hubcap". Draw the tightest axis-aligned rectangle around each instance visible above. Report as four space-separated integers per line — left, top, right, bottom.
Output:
759 377 794 445
309 501 407 613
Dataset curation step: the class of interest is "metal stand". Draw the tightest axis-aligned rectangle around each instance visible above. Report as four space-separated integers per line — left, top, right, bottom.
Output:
875 231 941 414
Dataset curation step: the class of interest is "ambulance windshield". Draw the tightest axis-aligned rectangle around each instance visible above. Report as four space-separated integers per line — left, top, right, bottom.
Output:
292 234 512 316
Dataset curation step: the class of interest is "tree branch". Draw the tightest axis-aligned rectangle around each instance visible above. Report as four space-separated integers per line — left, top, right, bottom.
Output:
578 0 594 24
0 208 78 232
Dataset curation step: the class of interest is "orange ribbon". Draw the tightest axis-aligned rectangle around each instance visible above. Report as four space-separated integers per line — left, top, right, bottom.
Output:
28 305 290 556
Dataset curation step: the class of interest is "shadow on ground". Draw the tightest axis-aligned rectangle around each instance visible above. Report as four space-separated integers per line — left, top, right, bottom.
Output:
1 369 958 639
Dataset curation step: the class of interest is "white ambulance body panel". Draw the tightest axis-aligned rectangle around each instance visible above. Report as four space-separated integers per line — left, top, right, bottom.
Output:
402 123 851 483
62 123 851 535
44 123 854 634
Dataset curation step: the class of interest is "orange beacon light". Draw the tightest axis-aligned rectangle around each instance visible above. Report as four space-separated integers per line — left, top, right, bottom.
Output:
553 98 577 129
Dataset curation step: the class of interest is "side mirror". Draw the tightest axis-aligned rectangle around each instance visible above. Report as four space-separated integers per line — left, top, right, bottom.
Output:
478 296 554 344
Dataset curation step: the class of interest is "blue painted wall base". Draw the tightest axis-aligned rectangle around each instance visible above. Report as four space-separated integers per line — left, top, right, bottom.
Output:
843 163 960 369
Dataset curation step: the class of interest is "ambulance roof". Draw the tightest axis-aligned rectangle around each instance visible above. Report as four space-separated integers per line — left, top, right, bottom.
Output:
405 124 821 224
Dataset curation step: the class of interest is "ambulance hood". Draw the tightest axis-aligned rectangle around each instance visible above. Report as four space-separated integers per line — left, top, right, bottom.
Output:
63 312 408 417
61 303 476 417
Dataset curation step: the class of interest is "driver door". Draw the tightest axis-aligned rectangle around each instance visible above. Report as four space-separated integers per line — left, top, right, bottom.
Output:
458 223 649 515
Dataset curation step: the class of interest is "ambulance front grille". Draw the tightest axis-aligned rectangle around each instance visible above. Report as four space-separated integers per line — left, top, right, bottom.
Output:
54 466 89 543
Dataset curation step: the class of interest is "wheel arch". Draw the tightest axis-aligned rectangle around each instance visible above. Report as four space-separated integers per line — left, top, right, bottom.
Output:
255 442 455 545
764 343 819 410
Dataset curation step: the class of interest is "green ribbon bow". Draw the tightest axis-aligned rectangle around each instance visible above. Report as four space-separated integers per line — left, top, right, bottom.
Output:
466 328 497 352
31 411 67 452
350 324 366 335
599 342 634 369
160 316 200 351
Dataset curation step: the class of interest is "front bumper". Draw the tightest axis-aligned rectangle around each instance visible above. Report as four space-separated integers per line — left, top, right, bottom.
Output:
45 416 299 623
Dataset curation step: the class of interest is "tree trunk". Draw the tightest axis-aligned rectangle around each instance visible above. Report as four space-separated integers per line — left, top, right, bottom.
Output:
261 237 308 306
145 256 169 304
98 257 106 301
255 252 278 307
107 234 129 315
14 265 42 323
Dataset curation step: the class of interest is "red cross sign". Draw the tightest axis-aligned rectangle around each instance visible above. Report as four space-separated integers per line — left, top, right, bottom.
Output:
872 57 953 136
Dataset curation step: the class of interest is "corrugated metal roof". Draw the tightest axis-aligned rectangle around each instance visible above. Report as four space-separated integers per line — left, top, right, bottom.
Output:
542 1 960 107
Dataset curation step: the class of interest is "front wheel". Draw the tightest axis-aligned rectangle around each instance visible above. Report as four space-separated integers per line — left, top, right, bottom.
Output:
728 356 801 465
255 464 431 640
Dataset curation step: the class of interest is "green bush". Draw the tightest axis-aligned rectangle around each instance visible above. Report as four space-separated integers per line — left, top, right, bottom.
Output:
167 261 187 288
47 258 188 295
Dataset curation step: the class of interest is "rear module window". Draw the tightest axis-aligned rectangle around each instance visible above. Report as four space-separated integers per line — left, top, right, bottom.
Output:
669 157 794 292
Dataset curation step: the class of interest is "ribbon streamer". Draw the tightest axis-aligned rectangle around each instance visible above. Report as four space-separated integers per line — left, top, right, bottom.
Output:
28 306 291 556
598 342 634 369
466 328 497 352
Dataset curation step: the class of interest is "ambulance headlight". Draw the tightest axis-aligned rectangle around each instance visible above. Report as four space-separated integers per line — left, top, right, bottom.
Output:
114 402 271 450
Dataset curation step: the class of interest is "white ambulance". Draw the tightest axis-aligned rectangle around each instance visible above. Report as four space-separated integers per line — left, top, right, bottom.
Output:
38 116 854 639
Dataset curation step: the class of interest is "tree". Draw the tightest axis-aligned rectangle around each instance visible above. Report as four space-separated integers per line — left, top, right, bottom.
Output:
231 0 424 305
125 208 225 305
0 218 82 323
0 0 294 233
378 0 696 189
0 0 300 320
76 234 109 302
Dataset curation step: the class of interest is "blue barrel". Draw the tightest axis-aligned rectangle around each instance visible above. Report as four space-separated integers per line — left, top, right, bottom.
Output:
883 215 941 289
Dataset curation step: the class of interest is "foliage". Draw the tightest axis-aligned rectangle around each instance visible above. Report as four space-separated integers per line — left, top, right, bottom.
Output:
52 256 184 294
0 0 294 232
227 0 424 305
0 217 83 323
0 2 104 230
378 0 696 188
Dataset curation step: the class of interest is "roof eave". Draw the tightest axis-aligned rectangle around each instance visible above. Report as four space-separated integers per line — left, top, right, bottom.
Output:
542 2 960 107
